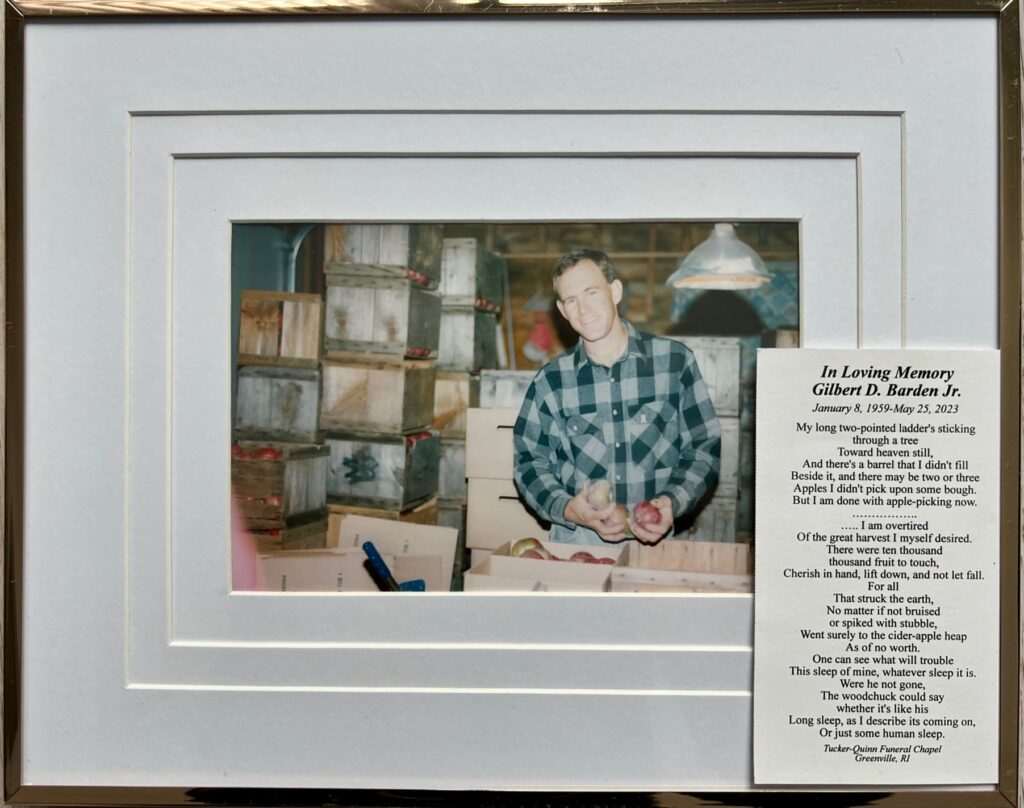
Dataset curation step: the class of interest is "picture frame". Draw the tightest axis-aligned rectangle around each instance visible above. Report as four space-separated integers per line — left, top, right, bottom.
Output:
3 2 1020 805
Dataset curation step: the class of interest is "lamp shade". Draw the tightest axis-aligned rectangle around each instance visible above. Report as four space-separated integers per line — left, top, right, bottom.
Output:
668 223 772 290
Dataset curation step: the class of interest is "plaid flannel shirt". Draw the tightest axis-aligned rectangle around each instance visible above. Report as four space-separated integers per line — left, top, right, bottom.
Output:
513 322 720 543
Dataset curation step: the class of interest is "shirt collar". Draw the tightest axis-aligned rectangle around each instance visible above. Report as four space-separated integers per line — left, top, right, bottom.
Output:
573 320 648 372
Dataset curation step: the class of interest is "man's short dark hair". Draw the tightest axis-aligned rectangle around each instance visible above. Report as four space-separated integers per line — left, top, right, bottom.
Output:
552 249 617 293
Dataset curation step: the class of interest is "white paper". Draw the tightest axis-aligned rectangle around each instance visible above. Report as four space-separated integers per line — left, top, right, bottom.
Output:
753 349 1000 785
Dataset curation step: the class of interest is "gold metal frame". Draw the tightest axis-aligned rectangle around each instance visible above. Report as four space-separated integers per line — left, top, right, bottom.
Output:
3 2 1019 806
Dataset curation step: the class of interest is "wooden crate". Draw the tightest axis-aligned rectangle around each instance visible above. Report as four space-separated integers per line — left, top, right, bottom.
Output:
478 370 536 410
610 539 752 593
436 502 467 590
666 335 741 417
439 238 505 311
438 438 467 502
679 493 737 542
325 429 440 511
324 224 443 287
433 371 479 439
232 442 329 530
235 366 322 443
237 290 323 369
323 273 441 359
717 416 740 497
438 308 498 372
320 359 435 435
252 515 329 553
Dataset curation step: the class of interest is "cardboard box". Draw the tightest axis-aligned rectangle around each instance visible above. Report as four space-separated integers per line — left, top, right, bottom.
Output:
259 548 442 592
610 539 752 593
465 407 517 480
465 477 547 550
258 515 459 591
334 515 459 591
463 539 623 593
327 498 437 545
469 548 492 567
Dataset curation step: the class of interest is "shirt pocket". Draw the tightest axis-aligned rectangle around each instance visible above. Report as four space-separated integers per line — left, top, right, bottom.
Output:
627 400 680 473
566 412 607 477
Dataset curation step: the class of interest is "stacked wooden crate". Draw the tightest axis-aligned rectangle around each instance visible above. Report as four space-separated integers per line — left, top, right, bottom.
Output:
320 225 443 540
233 290 330 552
668 336 742 542
433 240 509 585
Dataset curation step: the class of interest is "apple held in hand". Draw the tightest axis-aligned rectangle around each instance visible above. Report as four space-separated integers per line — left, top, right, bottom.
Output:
585 479 613 509
633 500 662 530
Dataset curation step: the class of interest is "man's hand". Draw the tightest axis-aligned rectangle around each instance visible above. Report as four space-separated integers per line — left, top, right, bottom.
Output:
563 484 630 542
627 496 674 545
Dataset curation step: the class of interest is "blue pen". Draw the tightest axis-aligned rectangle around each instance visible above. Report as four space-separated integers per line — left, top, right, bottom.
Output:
362 541 401 591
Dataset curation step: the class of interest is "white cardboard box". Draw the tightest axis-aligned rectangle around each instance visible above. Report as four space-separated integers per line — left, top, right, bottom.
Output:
465 407 517 480
463 539 624 593
258 548 444 592
466 477 547 550
258 515 458 591
335 515 458 589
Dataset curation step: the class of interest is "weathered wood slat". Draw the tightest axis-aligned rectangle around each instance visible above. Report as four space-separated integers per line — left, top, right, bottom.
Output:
438 308 498 371
439 238 505 310
432 371 480 438
323 273 441 359
324 224 443 286
235 366 322 443
679 493 737 542
478 370 536 410
232 443 330 530
667 335 741 417
438 438 467 502
238 290 322 369
252 514 329 554
320 359 435 434
325 429 440 510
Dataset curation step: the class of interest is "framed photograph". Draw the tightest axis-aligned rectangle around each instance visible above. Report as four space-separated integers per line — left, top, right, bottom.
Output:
4 1 1019 804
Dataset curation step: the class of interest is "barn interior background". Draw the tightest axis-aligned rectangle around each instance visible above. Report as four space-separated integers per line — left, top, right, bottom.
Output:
230 222 799 591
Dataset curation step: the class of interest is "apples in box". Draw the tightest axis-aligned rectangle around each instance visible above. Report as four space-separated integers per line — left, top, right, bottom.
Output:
463 539 624 593
610 539 752 593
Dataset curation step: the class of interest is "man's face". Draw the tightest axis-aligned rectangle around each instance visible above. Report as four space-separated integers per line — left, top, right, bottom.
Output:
555 259 623 344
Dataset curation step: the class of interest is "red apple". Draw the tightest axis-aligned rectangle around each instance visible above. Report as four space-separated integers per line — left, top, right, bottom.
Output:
521 549 546 560
254 447 281 461
569 551 596 564
633 500 661 529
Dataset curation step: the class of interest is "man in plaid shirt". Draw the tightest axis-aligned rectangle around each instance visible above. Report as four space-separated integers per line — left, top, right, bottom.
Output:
514 249 721 546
